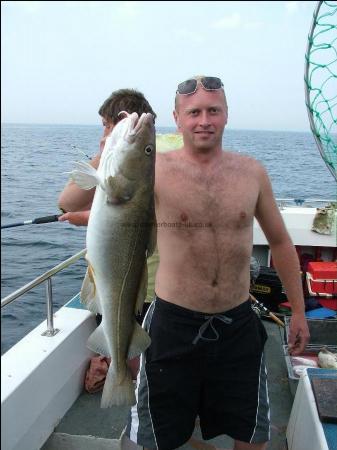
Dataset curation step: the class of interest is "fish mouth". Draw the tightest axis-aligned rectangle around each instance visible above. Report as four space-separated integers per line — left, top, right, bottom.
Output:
118 111 154 143
118 111 139 135
133 113 154 134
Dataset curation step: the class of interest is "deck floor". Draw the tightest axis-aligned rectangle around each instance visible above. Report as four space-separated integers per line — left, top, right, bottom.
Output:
48 319 293 450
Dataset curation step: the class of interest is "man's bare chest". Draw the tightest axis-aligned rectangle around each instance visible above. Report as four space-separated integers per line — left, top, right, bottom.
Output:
157 164 259 229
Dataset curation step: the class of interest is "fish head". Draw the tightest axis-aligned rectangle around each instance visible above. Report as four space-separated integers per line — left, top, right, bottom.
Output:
100 112 156 204
123 111 156 180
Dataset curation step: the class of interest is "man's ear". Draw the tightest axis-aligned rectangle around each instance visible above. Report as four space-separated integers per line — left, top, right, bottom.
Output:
173 110 181 129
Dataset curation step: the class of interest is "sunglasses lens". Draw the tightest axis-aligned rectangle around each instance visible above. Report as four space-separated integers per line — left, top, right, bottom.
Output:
202 77 223 90
177 79 197 95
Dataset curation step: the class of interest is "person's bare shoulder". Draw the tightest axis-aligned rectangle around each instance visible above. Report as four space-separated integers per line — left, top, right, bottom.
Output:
155 151 181 197
156 150 181 170
222 150 264 174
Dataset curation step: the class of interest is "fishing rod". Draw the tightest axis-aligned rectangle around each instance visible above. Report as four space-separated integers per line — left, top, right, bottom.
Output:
2 144 89 230
71 145 91 160
250 293 285 327
2 145 92 230
249 256 285 327
1 214 62 229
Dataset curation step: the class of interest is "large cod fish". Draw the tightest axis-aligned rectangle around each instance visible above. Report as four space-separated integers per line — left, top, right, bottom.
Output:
69 112 156 407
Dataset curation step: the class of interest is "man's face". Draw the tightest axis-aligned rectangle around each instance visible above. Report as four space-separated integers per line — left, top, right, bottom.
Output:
102 117 114 137
173 86 228 151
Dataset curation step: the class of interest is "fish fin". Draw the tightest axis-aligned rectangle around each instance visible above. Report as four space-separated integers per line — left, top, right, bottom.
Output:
105 175 135 203
146 215 157 257
128 322 151 359
134 262 148 315
87 325 111 357
80 266 102 314
69 161 102 190
101 365 135 407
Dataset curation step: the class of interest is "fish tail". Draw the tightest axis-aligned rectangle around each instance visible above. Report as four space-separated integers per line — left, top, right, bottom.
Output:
101 365 136 408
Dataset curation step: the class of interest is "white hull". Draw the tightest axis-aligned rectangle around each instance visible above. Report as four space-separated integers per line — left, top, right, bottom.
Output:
1 302 96 450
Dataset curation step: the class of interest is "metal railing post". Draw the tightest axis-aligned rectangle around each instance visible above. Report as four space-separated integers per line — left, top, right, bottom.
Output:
41 278 59 337
1 248 87 339
1 248 86 309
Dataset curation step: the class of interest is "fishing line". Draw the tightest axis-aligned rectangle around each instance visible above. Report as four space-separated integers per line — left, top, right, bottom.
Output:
71 145 91 160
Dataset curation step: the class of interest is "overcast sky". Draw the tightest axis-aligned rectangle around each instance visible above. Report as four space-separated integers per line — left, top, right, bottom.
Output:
1 1 327 131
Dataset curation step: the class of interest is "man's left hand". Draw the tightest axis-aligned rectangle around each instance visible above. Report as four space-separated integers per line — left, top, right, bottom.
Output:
288 313 310 355
58 211 90 226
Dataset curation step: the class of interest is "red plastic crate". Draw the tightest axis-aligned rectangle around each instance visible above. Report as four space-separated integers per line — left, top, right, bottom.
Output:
307 261 337 279
306 261 337 298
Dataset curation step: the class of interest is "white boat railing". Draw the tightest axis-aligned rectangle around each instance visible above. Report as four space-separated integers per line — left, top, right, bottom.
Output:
1 248 86 336
276 198 336 209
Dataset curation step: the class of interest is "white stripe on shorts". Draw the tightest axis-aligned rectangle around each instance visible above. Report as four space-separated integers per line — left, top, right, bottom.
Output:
130 301 157 446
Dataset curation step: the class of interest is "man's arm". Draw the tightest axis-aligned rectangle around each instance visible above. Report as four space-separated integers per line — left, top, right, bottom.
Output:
255 164 310 355
58 151 101 212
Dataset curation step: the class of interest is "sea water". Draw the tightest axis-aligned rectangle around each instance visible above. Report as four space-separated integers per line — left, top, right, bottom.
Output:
1 123 336 354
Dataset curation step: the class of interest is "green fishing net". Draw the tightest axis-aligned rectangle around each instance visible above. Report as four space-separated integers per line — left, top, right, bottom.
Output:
305 1 337 181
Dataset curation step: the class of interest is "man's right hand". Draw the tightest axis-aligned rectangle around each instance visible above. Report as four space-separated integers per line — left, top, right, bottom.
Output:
58 211 90 226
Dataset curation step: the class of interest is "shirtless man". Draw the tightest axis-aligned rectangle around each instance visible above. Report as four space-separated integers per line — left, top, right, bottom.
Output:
123 76 310 450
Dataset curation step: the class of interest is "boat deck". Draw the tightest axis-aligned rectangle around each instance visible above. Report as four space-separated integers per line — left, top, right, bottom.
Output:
43 319 293 450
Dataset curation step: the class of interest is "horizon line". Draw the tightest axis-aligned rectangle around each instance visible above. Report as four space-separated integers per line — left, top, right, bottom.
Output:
1 121 312 134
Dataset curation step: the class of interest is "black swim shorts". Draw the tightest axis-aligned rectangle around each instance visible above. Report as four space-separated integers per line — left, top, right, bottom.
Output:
125 296 270 450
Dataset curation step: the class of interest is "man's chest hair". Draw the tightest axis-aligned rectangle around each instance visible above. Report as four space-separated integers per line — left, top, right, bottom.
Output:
157 174 258 230
156 153 260 222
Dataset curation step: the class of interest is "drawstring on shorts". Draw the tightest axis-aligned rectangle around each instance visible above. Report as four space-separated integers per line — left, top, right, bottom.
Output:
192 314 233 345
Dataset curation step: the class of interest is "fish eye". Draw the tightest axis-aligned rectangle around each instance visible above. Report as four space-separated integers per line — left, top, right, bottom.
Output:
144 145 153 155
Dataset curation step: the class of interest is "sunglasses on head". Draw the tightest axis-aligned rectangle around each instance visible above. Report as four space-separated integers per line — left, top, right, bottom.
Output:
176 77 224 95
